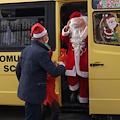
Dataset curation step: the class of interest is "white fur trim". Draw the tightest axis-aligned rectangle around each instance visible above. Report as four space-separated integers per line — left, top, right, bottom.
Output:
104 30 113 35
65 65 88 78
106 36 114 39
107 17 115 22
62 26 70 36
33 29 47 38
65 66 76 76
69 82 79 91
80 26 88 40
77 95 88 103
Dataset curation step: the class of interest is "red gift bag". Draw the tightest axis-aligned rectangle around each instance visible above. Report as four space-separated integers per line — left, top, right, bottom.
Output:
60 48 68 64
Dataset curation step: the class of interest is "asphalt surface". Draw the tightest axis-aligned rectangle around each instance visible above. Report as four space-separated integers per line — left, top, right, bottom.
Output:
0 105 92 120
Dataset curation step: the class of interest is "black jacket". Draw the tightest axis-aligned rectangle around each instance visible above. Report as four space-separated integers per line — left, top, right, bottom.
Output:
15 40 66 104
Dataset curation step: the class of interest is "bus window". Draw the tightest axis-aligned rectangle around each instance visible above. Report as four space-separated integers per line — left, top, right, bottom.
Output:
0 2 55 52
93 11 120 46
92 0 120 9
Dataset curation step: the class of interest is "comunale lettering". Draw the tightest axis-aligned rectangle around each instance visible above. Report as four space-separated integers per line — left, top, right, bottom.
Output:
0 55 20 62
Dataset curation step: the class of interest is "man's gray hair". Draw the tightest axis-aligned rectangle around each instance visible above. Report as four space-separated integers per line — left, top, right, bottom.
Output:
31 37 41 41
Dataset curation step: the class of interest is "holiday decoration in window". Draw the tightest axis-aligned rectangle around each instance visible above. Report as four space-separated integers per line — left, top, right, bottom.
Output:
93 12 120 46
97 0 120 8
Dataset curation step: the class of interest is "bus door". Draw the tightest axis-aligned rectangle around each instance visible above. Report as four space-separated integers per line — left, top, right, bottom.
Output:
89 0 120 117
60 0 88 109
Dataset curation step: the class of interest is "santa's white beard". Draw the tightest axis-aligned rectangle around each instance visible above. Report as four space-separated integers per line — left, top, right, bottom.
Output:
69 23 86 56
109 22 117 30
69 24 82 38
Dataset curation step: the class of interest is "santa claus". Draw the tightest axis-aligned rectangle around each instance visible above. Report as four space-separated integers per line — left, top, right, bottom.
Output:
61 11 89 104
103 14 119 40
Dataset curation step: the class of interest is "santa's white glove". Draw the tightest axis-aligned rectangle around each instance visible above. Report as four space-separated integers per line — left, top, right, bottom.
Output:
57 61 65 67
103 27 106 30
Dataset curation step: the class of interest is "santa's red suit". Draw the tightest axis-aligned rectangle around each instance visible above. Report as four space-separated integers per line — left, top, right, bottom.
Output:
61 11 89 103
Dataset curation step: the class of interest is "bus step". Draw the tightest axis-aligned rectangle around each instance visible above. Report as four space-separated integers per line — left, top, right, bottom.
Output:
61 102 89 113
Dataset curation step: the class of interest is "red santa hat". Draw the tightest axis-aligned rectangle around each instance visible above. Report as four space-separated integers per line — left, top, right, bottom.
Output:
30 23 47 38
105 14 115 20
70 11 83 23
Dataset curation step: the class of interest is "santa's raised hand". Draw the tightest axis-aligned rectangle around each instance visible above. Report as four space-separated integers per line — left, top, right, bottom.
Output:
64 19 71 32
76 18 86 30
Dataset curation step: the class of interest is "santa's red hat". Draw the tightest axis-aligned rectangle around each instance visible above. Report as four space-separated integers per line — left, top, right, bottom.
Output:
104 14 114 19
30 23 47 38
70 11 83 23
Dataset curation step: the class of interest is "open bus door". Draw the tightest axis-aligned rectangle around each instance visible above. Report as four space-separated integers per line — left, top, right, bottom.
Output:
60 0 88 111
88 0 120 119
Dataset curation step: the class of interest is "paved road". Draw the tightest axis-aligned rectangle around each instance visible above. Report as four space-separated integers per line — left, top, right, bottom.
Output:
0 105 92 120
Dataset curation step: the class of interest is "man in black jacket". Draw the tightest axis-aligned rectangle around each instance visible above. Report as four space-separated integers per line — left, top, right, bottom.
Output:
15 23 66 120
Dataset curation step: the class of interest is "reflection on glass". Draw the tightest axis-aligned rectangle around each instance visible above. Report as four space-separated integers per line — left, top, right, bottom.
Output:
0 7 45 48
0 18 39 46
93 11 120 46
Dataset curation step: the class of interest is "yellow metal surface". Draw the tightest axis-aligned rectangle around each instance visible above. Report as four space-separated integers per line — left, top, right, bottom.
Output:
0 76 24 106
52 1 62 105
89 79 120 114
0 52 25 105
88 0 120 115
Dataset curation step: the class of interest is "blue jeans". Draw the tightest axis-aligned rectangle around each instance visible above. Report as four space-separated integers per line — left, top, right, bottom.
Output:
25 102 41 120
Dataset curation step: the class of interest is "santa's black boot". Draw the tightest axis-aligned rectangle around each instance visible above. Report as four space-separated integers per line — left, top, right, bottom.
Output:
70 90 79 103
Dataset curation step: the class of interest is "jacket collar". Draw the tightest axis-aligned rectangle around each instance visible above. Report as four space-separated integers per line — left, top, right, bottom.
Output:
32 40 49 51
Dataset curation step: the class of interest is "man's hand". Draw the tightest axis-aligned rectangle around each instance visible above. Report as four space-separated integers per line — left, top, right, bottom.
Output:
57 61 65 67
52 60 56 64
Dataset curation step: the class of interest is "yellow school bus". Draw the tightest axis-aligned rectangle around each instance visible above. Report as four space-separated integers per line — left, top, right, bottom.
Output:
1 0 120 119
